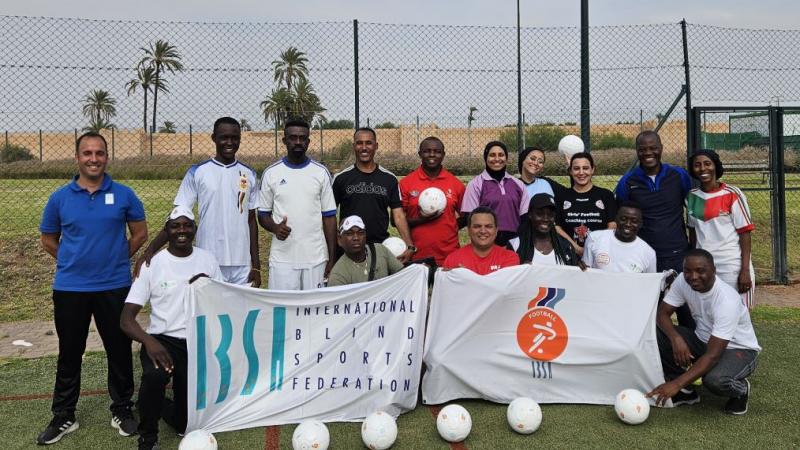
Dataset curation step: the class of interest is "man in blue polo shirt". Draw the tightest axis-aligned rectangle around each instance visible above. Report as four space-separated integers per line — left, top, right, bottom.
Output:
38 132 148 445
615 130 694 327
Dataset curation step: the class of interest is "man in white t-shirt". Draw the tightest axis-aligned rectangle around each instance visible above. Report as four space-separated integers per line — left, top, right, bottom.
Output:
120 206 222 450
137 117 260 287
582 201 656 273
647 249 760 415
258 118 337 290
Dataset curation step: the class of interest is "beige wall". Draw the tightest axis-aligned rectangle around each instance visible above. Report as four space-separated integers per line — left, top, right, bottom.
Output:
4 121 727 162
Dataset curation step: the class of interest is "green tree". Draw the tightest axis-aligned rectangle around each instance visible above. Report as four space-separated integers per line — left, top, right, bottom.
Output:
318 119 354 130
81 89 117 124
138 40 184 133
292 78 326 123
260 87 294 128
125 65 168 133
83 118 115 133
375 121 398 129
272 46 308 92
240 118 252 132
158 121 177 133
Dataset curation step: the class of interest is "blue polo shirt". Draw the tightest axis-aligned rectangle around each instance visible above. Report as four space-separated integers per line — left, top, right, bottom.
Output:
40 174 145 292
615 163 692 258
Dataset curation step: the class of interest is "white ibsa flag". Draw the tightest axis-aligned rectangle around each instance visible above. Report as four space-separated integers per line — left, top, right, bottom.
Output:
422 264 666 405
186 265 428 432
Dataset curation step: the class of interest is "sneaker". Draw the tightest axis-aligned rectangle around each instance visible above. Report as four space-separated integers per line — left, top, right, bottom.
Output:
138 438 160 450
725 379 750 415
36 415 79 445
672 388 701 406
111 409 138 437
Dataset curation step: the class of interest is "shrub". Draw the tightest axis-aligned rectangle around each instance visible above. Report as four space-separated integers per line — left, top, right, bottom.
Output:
319 119 354 130
497 125 567 153
1 143 35 163
375 121 398 129
591 132 635 150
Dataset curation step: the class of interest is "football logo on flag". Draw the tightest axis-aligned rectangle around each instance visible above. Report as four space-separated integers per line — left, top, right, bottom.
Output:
516 287 569 362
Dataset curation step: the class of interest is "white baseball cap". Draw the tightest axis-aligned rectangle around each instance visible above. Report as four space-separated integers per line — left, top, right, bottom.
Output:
167 205 195 222
339 215 366 233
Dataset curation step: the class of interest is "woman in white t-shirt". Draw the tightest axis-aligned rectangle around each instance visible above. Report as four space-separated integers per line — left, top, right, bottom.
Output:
687 149 755 308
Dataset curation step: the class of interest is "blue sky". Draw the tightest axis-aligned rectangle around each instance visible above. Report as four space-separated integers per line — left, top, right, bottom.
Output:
3 0 799 28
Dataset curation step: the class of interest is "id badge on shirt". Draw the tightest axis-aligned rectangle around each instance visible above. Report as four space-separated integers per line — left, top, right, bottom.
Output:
105 193 115 205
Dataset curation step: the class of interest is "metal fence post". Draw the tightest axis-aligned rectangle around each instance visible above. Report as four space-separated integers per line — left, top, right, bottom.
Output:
319 120 324 162
516 0 523 153
4 130 7 148
769 107 788 283
580 0 591 152
189 124 193 157
149 131 153 158
353 19 360 129
681 19 693 158
111 127 115 161
39 129 43 161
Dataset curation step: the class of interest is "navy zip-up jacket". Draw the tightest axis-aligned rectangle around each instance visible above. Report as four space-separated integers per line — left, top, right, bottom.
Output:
615 163 693 258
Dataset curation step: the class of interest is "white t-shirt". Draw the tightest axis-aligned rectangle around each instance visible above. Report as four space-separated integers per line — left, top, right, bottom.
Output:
125 247 222 339
686 184 754 272
257 157 337 266
174 159 258 267
533 247 558 265
664 275 760 351
582 229 657 273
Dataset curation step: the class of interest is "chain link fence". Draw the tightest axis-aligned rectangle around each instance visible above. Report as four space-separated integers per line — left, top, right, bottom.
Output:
1 16 799 290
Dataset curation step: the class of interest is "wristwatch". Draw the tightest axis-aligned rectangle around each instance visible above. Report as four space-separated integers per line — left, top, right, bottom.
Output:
408 245 417 254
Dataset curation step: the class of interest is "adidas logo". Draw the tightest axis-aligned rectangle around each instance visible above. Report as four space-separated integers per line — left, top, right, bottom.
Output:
279 179 287 185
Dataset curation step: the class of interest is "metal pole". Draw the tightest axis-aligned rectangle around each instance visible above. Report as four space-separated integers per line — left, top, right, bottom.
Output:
640 109 643 131
189 124 193 157
353 19 360 129
74 128 78 145
769 107 788 283
4 130 7 148
522 113 526 149
149 131 153 158
111 127 115 161
274 122 279 157
516 0 523 153
580 0 591 152
319 119 324 162
39 129 43 161
681 19 693 154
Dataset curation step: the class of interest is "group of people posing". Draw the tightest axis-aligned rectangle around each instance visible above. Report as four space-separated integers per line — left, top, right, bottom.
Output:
37 117 760 449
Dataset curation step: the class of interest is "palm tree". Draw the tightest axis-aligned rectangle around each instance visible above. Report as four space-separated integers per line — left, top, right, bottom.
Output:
272 47 308 92
292 78 326 123
260 87 294 128
240 118 252 132
125 65 168 133
81 89 117 124
158 121 177 133
139 40 184 133
83 118 115 132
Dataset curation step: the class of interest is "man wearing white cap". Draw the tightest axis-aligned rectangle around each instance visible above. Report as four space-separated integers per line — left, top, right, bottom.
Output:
327 215 405 287
120 206 222 450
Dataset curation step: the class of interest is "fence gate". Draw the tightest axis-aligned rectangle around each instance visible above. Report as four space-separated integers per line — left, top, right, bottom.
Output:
688 105 797 284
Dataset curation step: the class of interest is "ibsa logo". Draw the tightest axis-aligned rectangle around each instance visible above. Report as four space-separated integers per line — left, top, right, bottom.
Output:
515 287 568 362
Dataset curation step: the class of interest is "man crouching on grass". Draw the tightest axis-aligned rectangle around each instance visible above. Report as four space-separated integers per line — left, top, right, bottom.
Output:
120 206 222 450
647 249 760 415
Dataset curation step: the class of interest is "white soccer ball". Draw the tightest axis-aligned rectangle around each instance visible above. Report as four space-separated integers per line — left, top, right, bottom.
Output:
361 410 398 450
382 237 407 257
506 397 542 434
292 420 330 450
558 135 585 158
179 429 218 450
614 389 651 425
418 187 447 216
436 404 472 443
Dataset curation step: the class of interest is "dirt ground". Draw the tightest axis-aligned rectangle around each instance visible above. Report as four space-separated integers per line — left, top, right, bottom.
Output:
755 283 800 308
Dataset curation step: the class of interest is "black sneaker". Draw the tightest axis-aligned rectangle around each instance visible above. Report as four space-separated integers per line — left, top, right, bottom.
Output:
725 379 750 415
36 415 79 445
672 388 701 406
138 438 160 450
111 409 138 437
